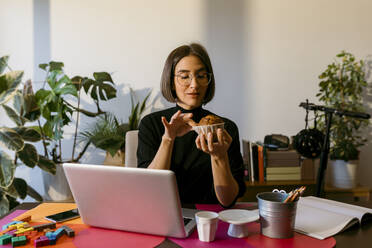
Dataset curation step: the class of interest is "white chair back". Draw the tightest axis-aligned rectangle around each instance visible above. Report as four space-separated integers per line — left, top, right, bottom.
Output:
124 130 139 167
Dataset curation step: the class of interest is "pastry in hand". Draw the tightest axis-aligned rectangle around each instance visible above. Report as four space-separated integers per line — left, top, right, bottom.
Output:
198 114 224 126
193 114 224 142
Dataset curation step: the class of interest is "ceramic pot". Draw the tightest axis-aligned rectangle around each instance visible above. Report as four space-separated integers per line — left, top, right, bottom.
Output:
103 150 125 166
326 160 358 189
42 164 74 202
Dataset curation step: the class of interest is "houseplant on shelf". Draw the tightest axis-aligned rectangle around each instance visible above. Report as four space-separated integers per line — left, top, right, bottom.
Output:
80 88 151 166
0 56 56 215
316 51 370 188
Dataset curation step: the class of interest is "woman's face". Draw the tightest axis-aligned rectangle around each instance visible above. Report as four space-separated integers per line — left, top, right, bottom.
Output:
173 55 209 110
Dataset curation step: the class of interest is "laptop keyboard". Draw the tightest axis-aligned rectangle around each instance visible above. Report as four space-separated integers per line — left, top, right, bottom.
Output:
183 217 192 226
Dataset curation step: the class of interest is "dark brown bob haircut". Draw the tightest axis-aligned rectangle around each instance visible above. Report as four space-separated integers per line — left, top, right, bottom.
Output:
161 43 215 104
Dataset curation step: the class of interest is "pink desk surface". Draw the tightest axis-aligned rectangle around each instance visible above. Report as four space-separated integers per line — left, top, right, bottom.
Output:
1 203 336 248
169 203 336 248
0 207 164 248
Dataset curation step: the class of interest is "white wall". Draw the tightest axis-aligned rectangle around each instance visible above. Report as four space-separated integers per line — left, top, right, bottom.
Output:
243 0 372 188
1 0 372 200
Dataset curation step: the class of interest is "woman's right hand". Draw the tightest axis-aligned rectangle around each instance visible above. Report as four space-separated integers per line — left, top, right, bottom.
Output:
162 110 196 140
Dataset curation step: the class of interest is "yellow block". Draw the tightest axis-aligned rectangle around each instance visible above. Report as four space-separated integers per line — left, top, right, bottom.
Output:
14 227 33 234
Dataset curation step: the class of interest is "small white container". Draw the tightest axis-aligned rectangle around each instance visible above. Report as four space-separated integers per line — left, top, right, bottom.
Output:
218 209 259 238
195 211 219 242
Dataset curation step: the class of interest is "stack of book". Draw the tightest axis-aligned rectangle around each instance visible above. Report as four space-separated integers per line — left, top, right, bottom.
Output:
266 150 301 181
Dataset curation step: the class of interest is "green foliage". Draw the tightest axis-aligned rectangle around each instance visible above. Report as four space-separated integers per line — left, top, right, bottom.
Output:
128 88 151 130
35 62 77 141
80 113 129 157
0 56 58 216
316 51 370 161
34 61 117 163
81 88 151 156
0 55 122 215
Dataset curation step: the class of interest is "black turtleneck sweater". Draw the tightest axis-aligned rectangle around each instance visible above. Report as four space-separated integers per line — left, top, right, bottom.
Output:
137 105 246 206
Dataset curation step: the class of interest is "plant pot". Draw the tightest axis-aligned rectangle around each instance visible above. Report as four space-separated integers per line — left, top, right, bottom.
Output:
103 150 125 166
326 160 358 189
42 164 74 202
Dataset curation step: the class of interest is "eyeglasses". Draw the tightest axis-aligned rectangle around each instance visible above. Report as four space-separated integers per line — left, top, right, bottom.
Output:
174 72 212 87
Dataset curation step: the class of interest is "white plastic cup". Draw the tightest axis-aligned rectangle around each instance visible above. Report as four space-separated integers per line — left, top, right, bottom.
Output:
195 211 219 242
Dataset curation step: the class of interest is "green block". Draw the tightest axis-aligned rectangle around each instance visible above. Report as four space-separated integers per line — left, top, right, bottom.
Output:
11 235 27 246
0 234 12 245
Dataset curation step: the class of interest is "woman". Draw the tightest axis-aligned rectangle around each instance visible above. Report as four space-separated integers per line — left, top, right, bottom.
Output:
137 43 245 208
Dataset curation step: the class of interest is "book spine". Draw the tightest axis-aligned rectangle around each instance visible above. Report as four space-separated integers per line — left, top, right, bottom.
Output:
249 142 255 182
257 145 264 182
266 173 301 181
251 144 259 181
266 167 301 174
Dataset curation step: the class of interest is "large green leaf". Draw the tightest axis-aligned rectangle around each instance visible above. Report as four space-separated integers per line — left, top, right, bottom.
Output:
23 93 40 122
17 143 39 168
0 151 15 188
39 63 48 71
35 89 51 103
0 127 24 151
49 61 64 71
13 90 24 115
55 83 77 97
0 71 24 105
71 76 84 90
37 156 56 175
0 74 8 95
13 127 41 142
0 56 9 74
2 105 26 126
83 77 116 101
5 178 27 199
0 193 10 216
93 72 114 84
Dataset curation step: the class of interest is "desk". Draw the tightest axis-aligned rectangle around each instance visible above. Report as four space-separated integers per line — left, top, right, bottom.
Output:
3 201 372 248
325 185 371 202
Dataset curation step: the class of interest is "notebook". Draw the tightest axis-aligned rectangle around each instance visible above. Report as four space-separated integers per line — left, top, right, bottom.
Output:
63 163 197 238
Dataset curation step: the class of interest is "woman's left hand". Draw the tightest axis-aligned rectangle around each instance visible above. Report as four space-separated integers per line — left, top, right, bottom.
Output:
195 128 232 158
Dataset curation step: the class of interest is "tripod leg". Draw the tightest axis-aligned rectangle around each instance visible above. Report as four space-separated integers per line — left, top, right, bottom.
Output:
316 112 333 197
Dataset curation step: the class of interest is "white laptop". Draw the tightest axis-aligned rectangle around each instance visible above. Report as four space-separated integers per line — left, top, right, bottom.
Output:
63 163 197 238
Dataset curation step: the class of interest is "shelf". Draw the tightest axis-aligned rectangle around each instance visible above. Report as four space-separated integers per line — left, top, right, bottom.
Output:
238 180 316 202
246 180 316 186
325 185 370 202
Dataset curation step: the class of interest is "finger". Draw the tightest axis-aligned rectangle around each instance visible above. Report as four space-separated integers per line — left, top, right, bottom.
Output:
161 116 170 129
207 132 214 152
217 128 223 145
223 129 232 144
199 133 209 152
181 113 197 126
184 114 197 126
187 120 197 126
170 110 182 123
195 135 201 150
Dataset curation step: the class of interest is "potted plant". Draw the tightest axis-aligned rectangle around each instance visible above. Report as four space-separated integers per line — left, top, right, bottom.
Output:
80 88 151 166
0 55 119 210
0 56 56 215
316 51 370 188
35 61 118 201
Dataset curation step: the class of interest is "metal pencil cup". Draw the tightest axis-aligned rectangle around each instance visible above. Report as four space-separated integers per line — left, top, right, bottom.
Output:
257 192 298 239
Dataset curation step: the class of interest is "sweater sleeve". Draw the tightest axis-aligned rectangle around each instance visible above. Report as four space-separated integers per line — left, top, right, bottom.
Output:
137 114 162 168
